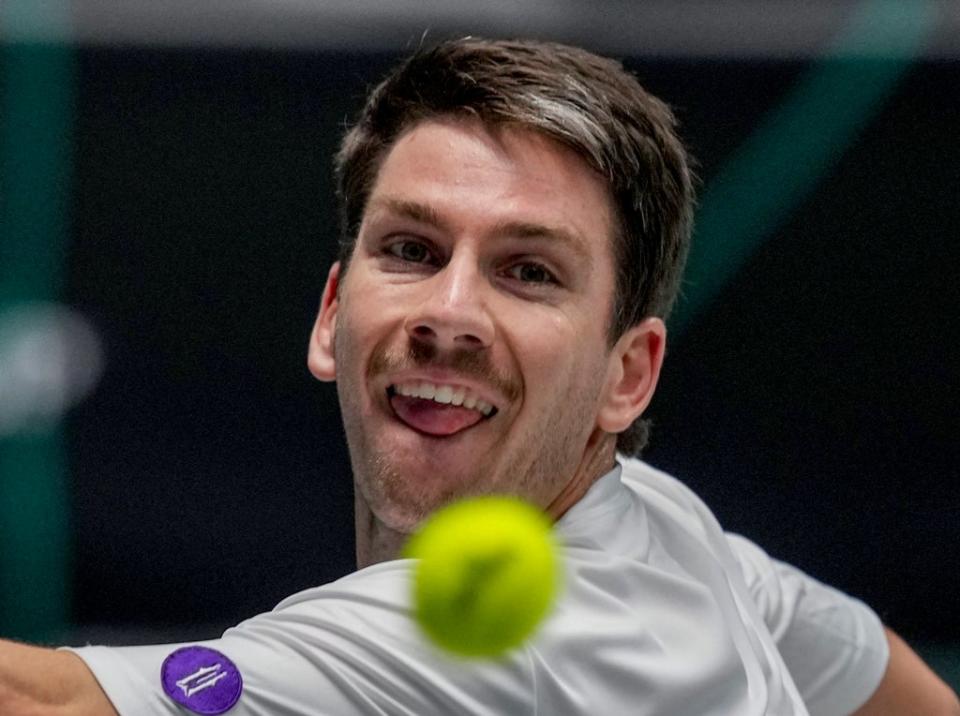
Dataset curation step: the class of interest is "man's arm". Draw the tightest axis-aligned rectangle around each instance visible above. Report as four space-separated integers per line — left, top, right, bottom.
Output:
0 639 117 716
852 628 960 715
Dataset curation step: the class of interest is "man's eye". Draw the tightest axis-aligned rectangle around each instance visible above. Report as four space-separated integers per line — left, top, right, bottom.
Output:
508 262 555 284
387 240 431 263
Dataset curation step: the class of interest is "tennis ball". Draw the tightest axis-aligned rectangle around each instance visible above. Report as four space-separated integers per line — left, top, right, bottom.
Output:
403 495 562 658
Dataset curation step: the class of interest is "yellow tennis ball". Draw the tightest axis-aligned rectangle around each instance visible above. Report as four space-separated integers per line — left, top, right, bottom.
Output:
403 495 562 658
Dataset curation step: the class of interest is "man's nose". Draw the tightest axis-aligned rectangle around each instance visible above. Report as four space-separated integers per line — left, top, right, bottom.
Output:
403 254 495 351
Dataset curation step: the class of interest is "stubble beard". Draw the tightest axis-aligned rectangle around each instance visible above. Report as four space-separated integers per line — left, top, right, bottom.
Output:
334 312 606 534
348 400 595 535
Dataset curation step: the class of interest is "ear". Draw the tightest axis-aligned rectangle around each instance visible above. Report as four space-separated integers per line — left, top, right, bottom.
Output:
307 262 341 382
596 317 667 434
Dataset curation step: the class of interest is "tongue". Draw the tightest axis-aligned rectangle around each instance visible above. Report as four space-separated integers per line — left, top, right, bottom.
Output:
390 395 485 436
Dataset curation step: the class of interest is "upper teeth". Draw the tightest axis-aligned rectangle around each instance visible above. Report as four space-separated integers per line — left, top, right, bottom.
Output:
394 381 495 416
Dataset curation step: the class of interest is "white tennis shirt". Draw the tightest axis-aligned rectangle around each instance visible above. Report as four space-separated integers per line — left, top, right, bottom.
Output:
70 459 889 715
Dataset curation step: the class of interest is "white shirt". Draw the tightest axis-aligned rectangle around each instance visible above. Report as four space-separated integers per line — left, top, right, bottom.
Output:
69 459 889 715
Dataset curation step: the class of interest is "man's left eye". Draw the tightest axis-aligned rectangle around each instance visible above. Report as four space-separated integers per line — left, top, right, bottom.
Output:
508 262 555 284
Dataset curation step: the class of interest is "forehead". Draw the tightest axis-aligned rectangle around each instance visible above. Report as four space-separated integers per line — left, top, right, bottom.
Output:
363 117 617 260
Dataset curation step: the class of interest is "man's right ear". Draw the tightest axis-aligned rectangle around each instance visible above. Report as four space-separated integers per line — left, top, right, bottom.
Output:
307 262 341 382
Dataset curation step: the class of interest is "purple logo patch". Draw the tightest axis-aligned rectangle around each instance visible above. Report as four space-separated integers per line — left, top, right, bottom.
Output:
161 646 243 715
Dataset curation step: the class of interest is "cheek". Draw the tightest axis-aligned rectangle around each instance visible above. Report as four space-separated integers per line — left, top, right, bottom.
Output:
333 304 384 404
505 310 597 396
341 272 415 337
337 274 403 351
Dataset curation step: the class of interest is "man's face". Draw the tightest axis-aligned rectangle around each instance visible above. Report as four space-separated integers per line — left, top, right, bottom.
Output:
311 117 638 534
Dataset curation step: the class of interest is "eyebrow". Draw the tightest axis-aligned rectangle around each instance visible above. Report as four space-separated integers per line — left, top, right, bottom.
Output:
366 198 451 233
490 219 594 267
366 197 595 268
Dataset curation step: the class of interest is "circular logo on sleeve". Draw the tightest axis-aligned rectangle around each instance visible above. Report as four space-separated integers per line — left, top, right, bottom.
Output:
161 645 243 715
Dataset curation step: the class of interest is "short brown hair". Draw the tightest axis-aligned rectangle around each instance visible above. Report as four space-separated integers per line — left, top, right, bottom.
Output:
334 37 695 455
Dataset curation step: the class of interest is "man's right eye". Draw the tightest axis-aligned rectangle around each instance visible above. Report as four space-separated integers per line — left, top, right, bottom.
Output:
387 240 431 263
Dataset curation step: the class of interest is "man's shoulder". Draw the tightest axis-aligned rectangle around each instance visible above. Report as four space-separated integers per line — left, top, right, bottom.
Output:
617 456 715 521
270 559 412 615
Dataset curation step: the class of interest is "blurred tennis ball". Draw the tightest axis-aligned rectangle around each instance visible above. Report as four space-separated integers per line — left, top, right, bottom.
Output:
403 495 562 658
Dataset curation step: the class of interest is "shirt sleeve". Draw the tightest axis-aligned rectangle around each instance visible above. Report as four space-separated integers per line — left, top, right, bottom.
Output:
64 563 534 716
64 635 387 716
726 533 889 716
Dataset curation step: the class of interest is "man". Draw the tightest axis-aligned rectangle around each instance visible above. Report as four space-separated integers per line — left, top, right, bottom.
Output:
1 37 957 715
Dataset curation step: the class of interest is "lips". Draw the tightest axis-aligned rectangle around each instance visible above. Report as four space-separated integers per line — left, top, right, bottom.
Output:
386 380 499 437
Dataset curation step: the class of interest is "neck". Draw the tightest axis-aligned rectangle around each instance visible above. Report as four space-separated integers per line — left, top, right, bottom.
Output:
545 428 617 521
353 491 409 570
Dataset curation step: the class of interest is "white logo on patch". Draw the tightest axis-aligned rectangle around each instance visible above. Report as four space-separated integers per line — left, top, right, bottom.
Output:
176 663 229 698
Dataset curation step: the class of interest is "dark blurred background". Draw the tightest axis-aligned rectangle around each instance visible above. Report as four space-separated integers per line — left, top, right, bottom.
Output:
2 0 958 690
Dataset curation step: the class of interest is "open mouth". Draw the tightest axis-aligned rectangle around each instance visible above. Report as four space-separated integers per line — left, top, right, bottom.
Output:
387 381 499 437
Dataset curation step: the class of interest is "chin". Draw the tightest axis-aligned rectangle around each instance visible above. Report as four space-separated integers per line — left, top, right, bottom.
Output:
364 485 446 535
361 460 490 531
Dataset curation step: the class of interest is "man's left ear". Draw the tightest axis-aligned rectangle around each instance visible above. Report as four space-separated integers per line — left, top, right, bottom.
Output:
596 317 667 433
